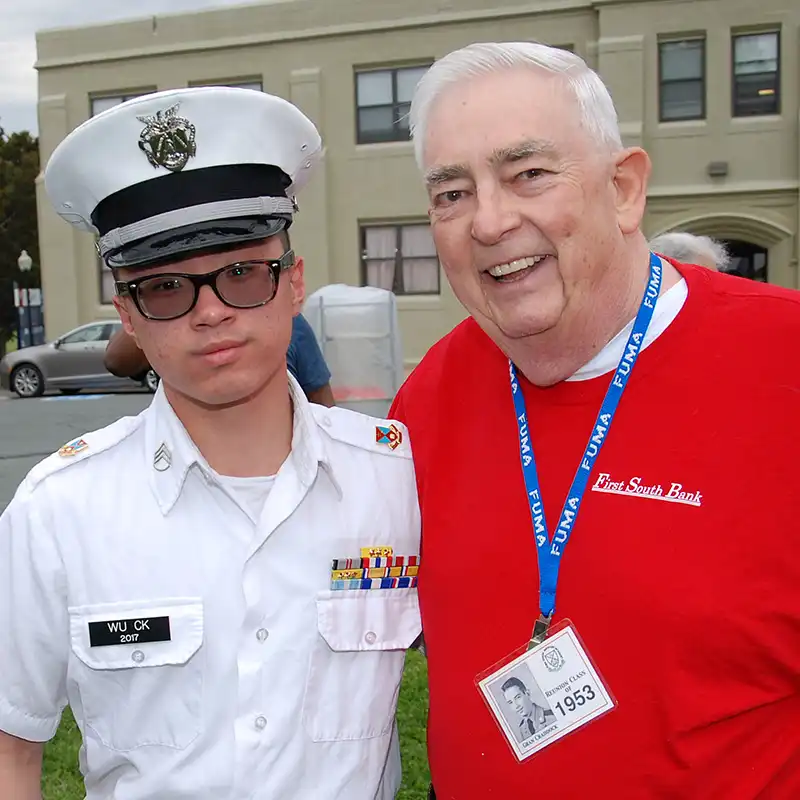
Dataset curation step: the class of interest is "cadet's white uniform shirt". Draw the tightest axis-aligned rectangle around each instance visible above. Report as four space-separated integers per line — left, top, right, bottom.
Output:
0 377 421 800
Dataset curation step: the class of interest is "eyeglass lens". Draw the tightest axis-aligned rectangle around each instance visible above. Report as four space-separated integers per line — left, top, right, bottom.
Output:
136 263 278 320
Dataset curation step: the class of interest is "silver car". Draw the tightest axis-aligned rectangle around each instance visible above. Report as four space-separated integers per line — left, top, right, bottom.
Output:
0 320 159 398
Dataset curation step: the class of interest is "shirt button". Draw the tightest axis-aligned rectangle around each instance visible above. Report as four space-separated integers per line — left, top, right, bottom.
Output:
256 628 269 643
364 631 377 645
321 416 332 428
131 650 145 664
255 715 267 731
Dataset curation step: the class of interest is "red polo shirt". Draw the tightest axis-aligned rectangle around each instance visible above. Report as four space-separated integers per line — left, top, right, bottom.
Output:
392 263 800 799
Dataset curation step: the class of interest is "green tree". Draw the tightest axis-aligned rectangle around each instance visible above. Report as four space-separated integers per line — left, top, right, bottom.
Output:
0 126 40 351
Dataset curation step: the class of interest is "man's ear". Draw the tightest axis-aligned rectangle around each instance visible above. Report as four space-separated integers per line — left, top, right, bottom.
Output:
112 296 139 343
613 147 651 235
289 256 306 315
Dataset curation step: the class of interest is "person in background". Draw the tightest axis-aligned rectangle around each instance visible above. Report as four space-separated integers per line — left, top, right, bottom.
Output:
648 231 732 273
106 303 336 406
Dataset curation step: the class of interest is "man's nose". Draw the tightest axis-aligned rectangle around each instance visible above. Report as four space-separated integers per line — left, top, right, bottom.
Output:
191 284 235 326
470 184 522 245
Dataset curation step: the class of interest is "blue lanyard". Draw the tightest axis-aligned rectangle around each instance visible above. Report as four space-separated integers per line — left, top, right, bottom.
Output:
510 253 663 645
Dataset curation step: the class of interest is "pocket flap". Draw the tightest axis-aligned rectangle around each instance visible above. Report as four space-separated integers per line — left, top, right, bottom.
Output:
69 597 203 670
316 588 421 652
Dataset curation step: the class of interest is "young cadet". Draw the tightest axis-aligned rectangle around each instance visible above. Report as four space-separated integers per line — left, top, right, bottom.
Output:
0 87 421 800
104 309 337 407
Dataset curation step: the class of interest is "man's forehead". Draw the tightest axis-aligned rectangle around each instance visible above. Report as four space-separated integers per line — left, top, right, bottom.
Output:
424 137 560 187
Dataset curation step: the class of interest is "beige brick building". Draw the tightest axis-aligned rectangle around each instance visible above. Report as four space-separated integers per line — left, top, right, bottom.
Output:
35 0 799 370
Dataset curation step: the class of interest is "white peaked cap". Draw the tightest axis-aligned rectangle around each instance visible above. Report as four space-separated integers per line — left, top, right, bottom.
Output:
44 86 323 268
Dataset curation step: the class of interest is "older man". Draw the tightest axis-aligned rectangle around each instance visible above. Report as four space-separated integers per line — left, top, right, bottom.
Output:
391 42 800 798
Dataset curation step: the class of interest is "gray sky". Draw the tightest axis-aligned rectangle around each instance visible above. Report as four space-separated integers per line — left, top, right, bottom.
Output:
1 1 252 135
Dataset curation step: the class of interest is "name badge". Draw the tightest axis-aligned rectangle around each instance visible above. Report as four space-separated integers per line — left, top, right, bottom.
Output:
88 616 171 647
476 623 615 761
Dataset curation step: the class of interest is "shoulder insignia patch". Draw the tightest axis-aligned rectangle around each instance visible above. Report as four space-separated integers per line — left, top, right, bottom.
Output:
376 424 403 451
312 405 411 458
58 438 89 457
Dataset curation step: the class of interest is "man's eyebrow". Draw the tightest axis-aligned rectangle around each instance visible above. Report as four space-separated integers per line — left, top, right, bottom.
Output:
489 139 559 167
424 163 471 187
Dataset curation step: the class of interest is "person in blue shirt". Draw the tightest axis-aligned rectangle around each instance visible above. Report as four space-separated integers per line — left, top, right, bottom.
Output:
105 310 335 407
286 314 334 405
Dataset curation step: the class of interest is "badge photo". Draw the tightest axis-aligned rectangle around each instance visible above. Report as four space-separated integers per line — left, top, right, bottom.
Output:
476 622 616 762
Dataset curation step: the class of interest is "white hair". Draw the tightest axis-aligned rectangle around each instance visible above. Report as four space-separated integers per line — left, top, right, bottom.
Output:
648 231 731 272
409 41 624 168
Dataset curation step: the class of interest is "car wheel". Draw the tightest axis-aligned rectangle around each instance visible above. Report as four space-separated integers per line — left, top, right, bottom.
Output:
11 364 45 398
144 369 160 393
60 388 81 395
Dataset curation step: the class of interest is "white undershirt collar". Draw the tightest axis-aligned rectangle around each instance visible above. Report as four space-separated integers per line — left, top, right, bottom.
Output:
567 277 688 382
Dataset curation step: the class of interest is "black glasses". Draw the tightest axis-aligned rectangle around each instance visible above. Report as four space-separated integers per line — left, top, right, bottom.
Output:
115 250 295 321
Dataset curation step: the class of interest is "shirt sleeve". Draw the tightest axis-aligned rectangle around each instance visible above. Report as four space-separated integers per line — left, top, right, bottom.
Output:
289 314 332 393
0 483 69 742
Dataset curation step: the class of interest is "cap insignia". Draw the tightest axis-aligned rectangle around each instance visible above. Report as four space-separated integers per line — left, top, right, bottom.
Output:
136 102 197 173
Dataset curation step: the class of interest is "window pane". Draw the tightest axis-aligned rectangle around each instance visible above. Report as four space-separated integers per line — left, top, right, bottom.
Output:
402 258 439 294
358 106 398 141
364 226 396 259
734 32 778 75
395 103 411 133
396 66 429 103
660 80 704 120
91 92 153 117
401 224 436 257
63 325 105 344
225 81 262 91
734 72 779 115
660 40 703 81
357 71 393 107
365 261 395 291
91 96 124 116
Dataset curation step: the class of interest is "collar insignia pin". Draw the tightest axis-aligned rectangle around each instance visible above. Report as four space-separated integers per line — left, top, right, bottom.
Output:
153 442 172 472
136 102 197 172
58 438 89 457
376 424 403 451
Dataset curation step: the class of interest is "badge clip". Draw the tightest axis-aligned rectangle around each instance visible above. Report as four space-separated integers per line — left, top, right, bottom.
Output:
528 613 553 649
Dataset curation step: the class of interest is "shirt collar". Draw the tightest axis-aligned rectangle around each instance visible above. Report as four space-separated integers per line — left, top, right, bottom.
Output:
145 373 340 515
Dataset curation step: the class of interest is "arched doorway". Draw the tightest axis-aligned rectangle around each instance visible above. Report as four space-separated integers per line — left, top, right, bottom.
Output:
720 240 768 282
649 212 795 289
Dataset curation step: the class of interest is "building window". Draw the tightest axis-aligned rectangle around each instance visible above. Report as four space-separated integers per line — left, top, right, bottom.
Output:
361 223 439 295
732 31 780 117
90 91 155 117
189 79 263 91
658 38 705 121
355 65 430 144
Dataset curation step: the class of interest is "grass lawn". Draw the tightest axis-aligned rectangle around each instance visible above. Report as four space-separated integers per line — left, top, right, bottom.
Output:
42 650 430 799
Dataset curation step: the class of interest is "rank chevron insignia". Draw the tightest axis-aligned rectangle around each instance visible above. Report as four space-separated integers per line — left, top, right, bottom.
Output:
376 423 403 451
153 442 172 472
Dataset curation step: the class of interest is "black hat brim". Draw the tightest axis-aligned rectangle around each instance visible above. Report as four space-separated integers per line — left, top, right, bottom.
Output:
104 215 290 269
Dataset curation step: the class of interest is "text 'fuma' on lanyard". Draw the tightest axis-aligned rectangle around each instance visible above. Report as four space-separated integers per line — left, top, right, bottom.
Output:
509 253 663 648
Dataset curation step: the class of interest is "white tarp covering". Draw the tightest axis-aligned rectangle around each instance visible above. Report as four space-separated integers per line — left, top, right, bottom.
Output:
304 284 403 418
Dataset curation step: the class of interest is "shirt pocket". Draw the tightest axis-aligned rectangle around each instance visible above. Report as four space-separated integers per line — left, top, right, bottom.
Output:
68 597 204 752
303 588 422 742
